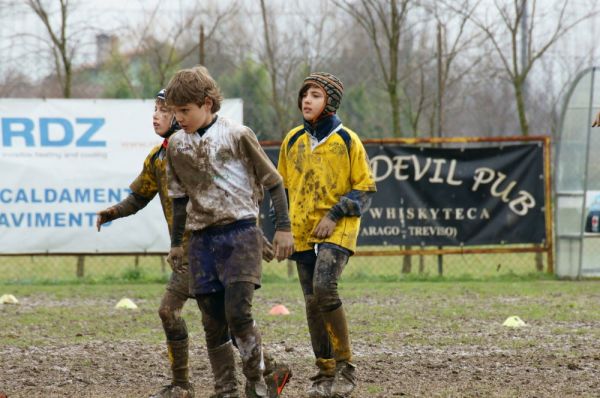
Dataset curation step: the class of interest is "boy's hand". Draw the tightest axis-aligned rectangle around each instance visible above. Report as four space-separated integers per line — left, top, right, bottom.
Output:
272 231 294 262
96 207 119 231
167 246 186 274
313 216 336 239
593 111 600 127
261 234 275 262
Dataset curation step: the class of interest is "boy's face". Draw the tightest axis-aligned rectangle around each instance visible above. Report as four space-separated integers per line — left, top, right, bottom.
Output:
172 99 213 134
301 86 326 122
153 100 174 137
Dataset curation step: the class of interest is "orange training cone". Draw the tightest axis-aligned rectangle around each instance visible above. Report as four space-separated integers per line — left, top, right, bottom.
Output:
269 304 290 315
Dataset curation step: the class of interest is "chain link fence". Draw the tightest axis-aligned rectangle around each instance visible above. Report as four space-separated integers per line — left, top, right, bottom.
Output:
0 249 549 284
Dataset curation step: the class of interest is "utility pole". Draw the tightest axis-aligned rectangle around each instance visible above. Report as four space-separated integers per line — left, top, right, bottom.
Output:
520 0 528 102
436 22 443 139
199 24 205 66
436 21 444 276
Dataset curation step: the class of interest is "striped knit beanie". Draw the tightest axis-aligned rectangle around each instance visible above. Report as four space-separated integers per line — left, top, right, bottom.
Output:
298 72 344 116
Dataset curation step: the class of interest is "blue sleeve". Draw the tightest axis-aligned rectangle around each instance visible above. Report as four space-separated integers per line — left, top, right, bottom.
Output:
327 190 375 221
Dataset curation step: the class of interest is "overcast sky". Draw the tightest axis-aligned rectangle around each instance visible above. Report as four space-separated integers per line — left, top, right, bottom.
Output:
0 0 312 79
0 0 598 85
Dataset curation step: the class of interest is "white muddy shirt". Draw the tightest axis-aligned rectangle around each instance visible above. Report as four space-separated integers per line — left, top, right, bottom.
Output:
166 116 281 231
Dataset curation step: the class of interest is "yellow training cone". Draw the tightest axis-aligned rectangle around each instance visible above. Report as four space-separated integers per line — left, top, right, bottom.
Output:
502 316 526 327
268 304 290 315
115 298 138 309
0 294 19 304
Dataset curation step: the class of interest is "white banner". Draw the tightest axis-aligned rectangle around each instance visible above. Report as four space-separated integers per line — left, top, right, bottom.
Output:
0 98 243 254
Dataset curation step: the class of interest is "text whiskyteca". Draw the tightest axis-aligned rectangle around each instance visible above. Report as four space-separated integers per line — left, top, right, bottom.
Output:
368 206 491 221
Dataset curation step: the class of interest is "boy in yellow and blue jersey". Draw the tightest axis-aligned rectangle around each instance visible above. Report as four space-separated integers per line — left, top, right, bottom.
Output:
278 73 377 398
96 90 197 398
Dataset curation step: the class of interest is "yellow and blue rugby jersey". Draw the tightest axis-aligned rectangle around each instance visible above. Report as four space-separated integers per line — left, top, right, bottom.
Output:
129 143 189 249
278 124 376 253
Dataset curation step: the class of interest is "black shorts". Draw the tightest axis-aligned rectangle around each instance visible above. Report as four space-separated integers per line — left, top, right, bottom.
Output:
188 219 262 295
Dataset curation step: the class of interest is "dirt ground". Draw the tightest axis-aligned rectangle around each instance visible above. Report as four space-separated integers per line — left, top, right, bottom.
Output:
0 325 600 398
1 284 599 398
2 325 599 397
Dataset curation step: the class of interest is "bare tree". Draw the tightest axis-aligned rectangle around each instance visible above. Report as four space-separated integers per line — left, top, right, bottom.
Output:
105 1 239 97
422 0 484 137
0 69 36 97
259 0 288 137
534 38 596 138
255 0 343 138
461 0 599 136
455 0 600 271
333 0 411 137
22 0 78 98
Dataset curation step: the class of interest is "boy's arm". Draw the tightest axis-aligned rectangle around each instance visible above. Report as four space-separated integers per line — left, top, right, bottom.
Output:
326 190 375 221
268 189 288 226
237 128 290 229
268 182 294 261
261 233 274 262
166 144 190 273
239 129 294 260
238 128 283 189
268 183 291 232
313 190 374 239
96 153 158 231
96 193 152 231
268 136 289 229
167 196 188 273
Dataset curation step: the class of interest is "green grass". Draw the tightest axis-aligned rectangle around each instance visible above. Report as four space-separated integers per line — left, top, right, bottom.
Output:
2 280 598 348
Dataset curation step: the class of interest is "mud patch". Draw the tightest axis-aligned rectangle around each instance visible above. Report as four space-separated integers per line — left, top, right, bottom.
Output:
1 337 599 397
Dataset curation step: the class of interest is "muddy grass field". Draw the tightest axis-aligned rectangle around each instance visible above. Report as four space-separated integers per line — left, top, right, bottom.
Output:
1 280 599 397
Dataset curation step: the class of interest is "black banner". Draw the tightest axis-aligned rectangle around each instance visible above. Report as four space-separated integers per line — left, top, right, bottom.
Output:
261 142 546 246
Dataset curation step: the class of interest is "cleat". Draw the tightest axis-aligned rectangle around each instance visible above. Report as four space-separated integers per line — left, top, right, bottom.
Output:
149 384 195 398
307 373 334 398
245 379 268 397
330 362 356 397
209 393 240 398
265 363 292 397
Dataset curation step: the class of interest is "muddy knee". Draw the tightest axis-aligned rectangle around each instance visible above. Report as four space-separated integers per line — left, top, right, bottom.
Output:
313 281 341 313
158 303 188 341
196 292 230 348
158 304 176 323
225 282 255 335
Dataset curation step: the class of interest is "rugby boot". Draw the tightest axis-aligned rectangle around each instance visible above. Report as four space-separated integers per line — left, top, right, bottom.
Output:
263 350 292 398
331 361 356 398
150 338 194 398
307 358 335 398
208 341 240 398
323 306 357 397
244 378 268 398
235 323 268 397
150 384 194 398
